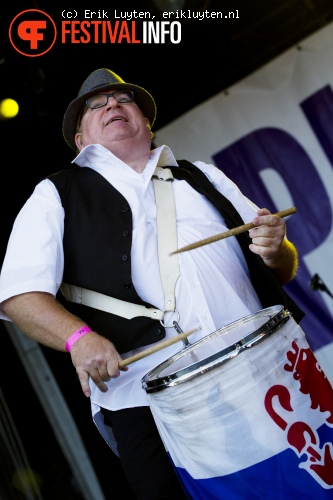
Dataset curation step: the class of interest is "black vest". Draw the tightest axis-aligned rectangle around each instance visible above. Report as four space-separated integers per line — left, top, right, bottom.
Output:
48 160 304 353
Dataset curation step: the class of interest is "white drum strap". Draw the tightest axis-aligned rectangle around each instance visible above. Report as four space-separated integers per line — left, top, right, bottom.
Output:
60 282 165 321
152 167 180 313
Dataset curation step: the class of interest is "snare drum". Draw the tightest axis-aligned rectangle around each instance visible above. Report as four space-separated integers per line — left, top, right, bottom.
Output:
142 305 333 499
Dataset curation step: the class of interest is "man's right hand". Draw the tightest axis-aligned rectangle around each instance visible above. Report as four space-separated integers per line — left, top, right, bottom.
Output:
69 331 127 397
2 291 127 397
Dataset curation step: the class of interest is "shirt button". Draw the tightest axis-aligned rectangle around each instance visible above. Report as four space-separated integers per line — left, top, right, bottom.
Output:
122 207 129 213
155 328 162 336
123 230 129 237
121 255 129 262
124 282 132 289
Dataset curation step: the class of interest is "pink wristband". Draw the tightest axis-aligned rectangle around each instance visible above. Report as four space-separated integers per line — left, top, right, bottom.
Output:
65 326 92 352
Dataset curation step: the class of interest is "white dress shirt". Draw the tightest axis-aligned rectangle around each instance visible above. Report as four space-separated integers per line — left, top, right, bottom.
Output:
0 144 262 413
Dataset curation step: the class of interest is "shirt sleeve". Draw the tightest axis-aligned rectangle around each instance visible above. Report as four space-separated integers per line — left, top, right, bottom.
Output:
0 179 65 320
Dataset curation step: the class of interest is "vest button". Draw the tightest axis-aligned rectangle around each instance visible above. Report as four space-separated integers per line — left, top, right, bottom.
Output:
122 207 129 213
123 230 129 237
121 255 129 261
155 328 163 336
124 282 132 289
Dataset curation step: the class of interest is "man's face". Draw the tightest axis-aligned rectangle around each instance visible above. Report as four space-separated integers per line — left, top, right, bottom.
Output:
75 89 151 151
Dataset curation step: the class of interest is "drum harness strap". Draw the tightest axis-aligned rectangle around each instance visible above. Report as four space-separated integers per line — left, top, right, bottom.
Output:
60 167 190 343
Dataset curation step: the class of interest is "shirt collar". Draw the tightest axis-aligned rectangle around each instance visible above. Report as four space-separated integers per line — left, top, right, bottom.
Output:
72 143 179 171
152 145 179 168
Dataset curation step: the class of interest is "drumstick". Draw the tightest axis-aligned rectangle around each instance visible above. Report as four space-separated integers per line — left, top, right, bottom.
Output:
170 207 297 255
118 327 200 367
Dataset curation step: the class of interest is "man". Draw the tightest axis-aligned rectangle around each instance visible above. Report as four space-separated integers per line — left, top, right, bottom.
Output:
0 68 303 499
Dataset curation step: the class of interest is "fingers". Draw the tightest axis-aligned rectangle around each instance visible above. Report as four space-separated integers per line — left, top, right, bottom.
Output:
70 332 126 397
76 367 98 397
249 208 286 259
250 208 286 235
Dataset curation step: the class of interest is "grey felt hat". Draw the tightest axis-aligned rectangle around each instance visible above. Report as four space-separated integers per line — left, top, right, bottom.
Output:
62 68 157 151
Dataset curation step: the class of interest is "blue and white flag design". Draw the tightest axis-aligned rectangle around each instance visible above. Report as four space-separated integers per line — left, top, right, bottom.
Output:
146 311 333 499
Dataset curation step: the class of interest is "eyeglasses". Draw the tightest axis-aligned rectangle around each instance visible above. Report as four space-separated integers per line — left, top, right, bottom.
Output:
85 90 135 109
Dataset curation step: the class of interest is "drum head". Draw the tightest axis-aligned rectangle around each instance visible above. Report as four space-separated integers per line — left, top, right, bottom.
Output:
142 305 289 393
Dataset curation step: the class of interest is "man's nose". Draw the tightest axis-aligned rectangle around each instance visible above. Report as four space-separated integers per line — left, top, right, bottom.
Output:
106 96 120 108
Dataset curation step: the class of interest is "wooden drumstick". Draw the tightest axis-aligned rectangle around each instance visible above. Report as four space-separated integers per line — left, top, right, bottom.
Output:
170 207 297 255
118 327 200 367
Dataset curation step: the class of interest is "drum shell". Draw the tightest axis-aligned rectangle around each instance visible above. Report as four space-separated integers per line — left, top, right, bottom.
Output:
142 306 333 499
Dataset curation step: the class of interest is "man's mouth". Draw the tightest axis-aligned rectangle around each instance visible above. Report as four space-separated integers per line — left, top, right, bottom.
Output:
106 117 127 126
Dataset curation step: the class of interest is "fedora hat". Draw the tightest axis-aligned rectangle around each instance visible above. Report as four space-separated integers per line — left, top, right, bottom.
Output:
62 68 157 151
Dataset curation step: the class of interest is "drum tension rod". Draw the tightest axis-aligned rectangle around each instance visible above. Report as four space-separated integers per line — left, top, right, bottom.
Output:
173 320 191 347
173 320 201 363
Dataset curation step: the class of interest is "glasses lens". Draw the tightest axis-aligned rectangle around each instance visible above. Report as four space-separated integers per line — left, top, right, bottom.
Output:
86 90 134 109
86 94 107 109
114 90 134 103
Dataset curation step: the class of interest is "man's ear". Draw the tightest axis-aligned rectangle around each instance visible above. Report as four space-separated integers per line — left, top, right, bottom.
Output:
75 132 83 151
145 120 154 138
